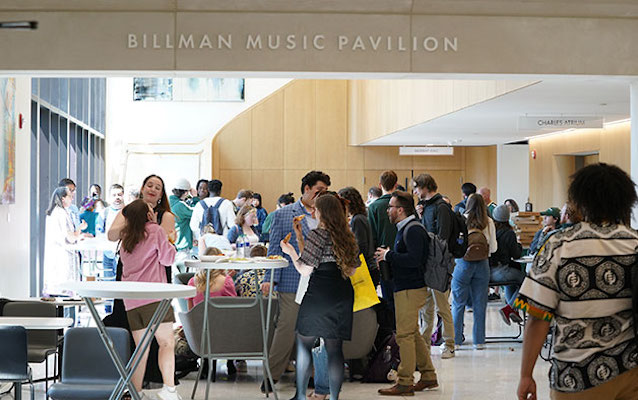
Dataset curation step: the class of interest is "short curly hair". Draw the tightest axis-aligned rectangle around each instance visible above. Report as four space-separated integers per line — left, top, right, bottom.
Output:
568 163 637 226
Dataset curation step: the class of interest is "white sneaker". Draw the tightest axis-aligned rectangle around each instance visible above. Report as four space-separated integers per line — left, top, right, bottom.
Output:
474 344 486 350
440 347 455 359
156 386 182 400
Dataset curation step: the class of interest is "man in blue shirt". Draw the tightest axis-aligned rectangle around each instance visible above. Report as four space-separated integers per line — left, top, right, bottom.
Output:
260 170 331 393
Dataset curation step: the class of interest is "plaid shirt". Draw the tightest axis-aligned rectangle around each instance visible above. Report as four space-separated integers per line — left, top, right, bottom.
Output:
265 200 315 293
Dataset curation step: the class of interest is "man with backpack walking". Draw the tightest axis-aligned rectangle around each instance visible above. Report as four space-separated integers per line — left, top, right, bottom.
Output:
189 179 236 238
375 191 438 396
413 174 458 359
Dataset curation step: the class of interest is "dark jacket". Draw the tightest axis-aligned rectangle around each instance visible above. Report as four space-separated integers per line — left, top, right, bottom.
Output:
489 227 523 268
368 194 397 248
351 213 380 286
421 193 453 242
386 217 428 292
453 198 467 214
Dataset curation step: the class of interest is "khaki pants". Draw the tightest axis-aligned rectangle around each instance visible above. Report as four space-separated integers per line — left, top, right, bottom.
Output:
550 367 638 400
421 288 455 350
394 288 437 386
267 292 299 380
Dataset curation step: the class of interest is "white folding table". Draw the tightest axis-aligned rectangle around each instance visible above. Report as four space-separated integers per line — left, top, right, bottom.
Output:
183 259 287 400
0 317 73 400
63 281 196 400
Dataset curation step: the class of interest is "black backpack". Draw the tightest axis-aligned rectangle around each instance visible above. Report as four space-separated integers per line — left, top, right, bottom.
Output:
199 198 225 234
448 211 469 258
362 334 401 383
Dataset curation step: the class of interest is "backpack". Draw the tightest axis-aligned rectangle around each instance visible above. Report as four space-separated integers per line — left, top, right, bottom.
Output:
431 199 468 259
403 220 456 293
448 211 469 258
463 228 489 261
362 334 401 383
199 198 225 235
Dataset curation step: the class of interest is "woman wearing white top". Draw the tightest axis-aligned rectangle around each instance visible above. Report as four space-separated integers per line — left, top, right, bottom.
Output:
43 186 86 295
451 193 497 350
198 224 233 256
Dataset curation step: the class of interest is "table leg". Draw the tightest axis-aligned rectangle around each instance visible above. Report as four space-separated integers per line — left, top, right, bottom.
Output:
84 297 171 400
200 269 212 400
110 300 173 400
15 382 21 400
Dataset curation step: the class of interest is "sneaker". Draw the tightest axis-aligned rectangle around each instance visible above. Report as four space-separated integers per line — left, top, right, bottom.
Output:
378 384 415 396
474 344 486 350
157 386 182 400
488 292 500 302
413 379 439 391
509 309 524 324
499 305 513 326
454 344 462 351
235 360 247 373
441 347 455 359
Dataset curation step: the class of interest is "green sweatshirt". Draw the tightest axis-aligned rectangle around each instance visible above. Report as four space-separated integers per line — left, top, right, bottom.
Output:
367 194 397 248
169 194 194 251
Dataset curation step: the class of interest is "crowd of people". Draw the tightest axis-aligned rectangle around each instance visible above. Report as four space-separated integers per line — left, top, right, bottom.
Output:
41 162 637 400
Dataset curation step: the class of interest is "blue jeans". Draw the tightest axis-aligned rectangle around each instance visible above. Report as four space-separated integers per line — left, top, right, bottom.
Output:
489 265 525 306
103 254 116 279
451 258 490 345
312 340 330 396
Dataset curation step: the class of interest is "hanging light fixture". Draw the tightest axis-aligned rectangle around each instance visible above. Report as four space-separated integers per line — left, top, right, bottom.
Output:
0 21 38 30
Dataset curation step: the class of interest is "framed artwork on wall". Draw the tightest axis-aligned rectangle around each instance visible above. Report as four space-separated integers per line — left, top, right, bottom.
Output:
133 78 244 102
0 78 15 204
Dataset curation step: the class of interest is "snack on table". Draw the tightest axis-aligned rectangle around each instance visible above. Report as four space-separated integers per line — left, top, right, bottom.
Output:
267 255 285 260
293 215 305 223
283 232 292 243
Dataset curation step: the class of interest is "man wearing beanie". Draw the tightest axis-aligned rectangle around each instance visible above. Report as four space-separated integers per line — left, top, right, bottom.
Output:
489 204 525 325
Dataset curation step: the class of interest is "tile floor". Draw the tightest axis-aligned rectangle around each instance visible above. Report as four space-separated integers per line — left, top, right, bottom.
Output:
10 302 552 400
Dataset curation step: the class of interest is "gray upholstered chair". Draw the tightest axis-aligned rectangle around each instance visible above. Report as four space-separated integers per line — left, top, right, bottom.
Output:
47 327 131 400
3 301 59 394
179 297 278 393
0 326 35 400
343 307 378 360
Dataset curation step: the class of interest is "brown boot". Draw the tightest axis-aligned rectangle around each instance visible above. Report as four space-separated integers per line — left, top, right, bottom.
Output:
378 384 415 396
413 379 439 391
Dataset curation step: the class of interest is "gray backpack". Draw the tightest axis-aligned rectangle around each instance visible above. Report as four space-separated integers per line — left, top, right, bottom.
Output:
403 220 456 293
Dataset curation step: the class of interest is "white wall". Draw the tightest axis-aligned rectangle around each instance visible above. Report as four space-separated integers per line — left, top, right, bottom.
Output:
105 77 291 189
0 77 31 297
497 143 529 209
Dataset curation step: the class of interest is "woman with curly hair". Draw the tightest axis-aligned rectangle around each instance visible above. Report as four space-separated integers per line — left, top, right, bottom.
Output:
280 194 360 400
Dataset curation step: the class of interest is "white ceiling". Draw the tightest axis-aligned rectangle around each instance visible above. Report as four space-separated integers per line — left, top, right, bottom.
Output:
365 77 632 146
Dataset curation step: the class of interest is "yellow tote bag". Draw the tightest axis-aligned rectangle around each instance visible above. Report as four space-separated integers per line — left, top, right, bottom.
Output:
350 254 380 312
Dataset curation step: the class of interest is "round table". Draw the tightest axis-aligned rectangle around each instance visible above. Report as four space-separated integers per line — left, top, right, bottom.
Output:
66 237 118 279
183 259 287 400
63 281 196 400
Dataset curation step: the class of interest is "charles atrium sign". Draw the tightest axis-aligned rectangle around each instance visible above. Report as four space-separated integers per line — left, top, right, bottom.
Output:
127 33 459 53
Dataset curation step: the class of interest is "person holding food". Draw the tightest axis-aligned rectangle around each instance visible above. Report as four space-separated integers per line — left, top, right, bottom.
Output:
259 170 331 394
280 193 360 400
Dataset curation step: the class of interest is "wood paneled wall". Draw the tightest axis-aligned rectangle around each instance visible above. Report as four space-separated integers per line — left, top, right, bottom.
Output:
348 79 538 145
212 79 498 210
528 122 630 210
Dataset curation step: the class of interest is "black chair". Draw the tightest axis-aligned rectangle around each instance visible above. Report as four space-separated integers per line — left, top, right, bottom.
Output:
3 301 60 393
47 327 131 400
0 326 35 400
